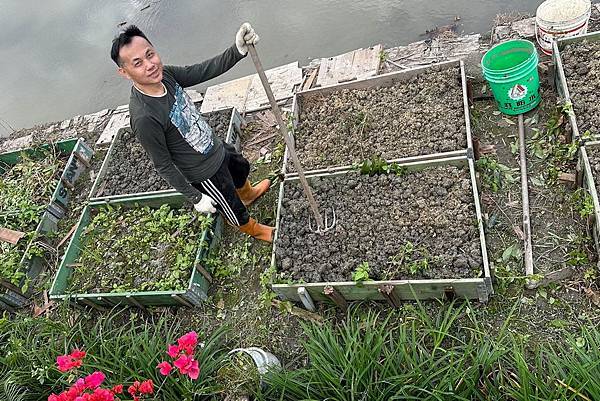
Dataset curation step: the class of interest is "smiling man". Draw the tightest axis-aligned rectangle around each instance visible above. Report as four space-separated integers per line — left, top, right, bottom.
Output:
110 24 274 242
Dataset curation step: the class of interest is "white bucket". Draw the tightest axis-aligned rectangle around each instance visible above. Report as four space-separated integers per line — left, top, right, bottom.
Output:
535 0 591 55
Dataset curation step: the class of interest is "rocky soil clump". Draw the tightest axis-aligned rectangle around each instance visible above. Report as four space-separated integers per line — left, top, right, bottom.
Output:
94 109 233 197
561 39 600 137
293 66 466 171
275 165 482 282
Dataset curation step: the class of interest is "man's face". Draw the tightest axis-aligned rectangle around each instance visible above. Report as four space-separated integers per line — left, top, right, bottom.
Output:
117 36 163 86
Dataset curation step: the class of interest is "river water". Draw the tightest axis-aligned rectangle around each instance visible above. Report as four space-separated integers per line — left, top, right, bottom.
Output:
0 0 542 137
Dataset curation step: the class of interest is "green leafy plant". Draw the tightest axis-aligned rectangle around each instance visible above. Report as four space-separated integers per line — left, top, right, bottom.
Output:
387 241 431 277
354 156 407 176
352 262 370 284
571 188 594 219
68 204 212 294
0 150 65 287
476 156 516 192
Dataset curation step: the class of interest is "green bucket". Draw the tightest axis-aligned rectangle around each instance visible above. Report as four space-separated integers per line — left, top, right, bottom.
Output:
481 39 541 115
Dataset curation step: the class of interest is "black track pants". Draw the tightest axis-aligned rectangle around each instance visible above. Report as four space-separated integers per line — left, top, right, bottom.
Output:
192 143 250 226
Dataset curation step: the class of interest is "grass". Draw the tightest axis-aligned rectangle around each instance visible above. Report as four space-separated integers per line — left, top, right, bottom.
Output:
258 302 600 401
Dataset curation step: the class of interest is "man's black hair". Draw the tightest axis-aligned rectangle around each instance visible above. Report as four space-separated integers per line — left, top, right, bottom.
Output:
110 25 152 66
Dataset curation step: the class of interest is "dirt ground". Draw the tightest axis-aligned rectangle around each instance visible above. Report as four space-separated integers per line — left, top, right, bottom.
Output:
293 65 466 171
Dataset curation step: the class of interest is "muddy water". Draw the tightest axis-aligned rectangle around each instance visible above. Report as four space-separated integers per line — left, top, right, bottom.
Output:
0 0 542 137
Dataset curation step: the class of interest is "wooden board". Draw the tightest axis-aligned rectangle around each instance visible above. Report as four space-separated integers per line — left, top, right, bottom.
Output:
273 278 489 303
316 45 382 87
200 62 302 114
579 143 600 263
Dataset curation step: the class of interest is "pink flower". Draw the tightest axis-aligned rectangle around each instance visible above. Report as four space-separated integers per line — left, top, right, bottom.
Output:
157 361 172 376
139 380 154 395
56 349 86 372
173 354 193 375
111 384 123 394
188 359 200 380
177 331 198 355
173 354 200 379
167 344 180 358
84 371 105 389
128 381 140 397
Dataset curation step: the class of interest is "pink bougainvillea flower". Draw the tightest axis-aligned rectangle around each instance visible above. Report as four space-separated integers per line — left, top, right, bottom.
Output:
84 371 105 389
127 381 140 397
173 354 193 375
139 379 154 395
110 384 123 394
157 361 172 376
56 349 86 372
177 331 198 355
187 359 200 380
167 344 180 358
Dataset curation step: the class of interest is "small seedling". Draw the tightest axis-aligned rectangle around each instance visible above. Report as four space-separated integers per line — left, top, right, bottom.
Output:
476 156 516 192
352 262 370 285
354 156 407 176
570 188 594 219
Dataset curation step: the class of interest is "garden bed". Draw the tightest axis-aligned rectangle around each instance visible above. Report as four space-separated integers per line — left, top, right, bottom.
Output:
272 154 491 306
0 139 93 310
90 108 243 199
554 31 600 140
286 60 471 173
49 192 222 307
578 141 600 261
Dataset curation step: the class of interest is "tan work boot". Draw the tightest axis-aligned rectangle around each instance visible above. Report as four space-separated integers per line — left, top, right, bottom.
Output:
238 218 274 242
236 179 271 206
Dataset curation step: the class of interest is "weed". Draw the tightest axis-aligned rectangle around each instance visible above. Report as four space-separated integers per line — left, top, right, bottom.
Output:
354 156 407 176
386 241 431 277
352 262 370 284
570 188 594 219
476 156 516 192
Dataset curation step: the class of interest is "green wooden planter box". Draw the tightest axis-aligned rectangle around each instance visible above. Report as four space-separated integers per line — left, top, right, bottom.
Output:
0 138 93 310
271 153 492 310
49 192 222 308
89 107 244 202
553 30 600 141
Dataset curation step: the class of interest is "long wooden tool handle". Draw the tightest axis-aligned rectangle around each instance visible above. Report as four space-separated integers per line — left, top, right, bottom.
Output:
518 114 534 276
247 44 325 229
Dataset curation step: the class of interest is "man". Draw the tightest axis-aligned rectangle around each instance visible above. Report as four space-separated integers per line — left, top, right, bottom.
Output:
111 23 274 242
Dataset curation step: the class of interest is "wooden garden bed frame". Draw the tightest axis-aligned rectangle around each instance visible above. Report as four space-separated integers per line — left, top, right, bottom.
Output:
283 59 474 177
0 138 93 311
553 30 600 141
578 141 600 265
270 153 492 310
49 192 223 309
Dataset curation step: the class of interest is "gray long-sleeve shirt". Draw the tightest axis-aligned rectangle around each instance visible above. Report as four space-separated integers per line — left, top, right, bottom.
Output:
129 44 245 203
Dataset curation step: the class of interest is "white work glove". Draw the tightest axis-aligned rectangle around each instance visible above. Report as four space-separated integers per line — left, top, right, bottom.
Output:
235 22 259 56
194 194 217 214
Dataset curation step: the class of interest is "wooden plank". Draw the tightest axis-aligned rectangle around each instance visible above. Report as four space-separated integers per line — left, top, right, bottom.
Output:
201 62 301 114
302 67 319 91
317 45 382 87
0 227 25 244
273 278 487 302
323 285 348 311
518 114 534 276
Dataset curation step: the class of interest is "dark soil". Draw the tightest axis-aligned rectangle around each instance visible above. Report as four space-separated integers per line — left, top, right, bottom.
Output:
276 166 482 283
93 109 233 197
561 39 600 136
293 65 466 171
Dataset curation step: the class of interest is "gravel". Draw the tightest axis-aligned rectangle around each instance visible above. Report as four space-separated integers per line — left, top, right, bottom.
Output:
561 39 600 137
275 165 482 283
292 66 466 171
94 109 233 197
